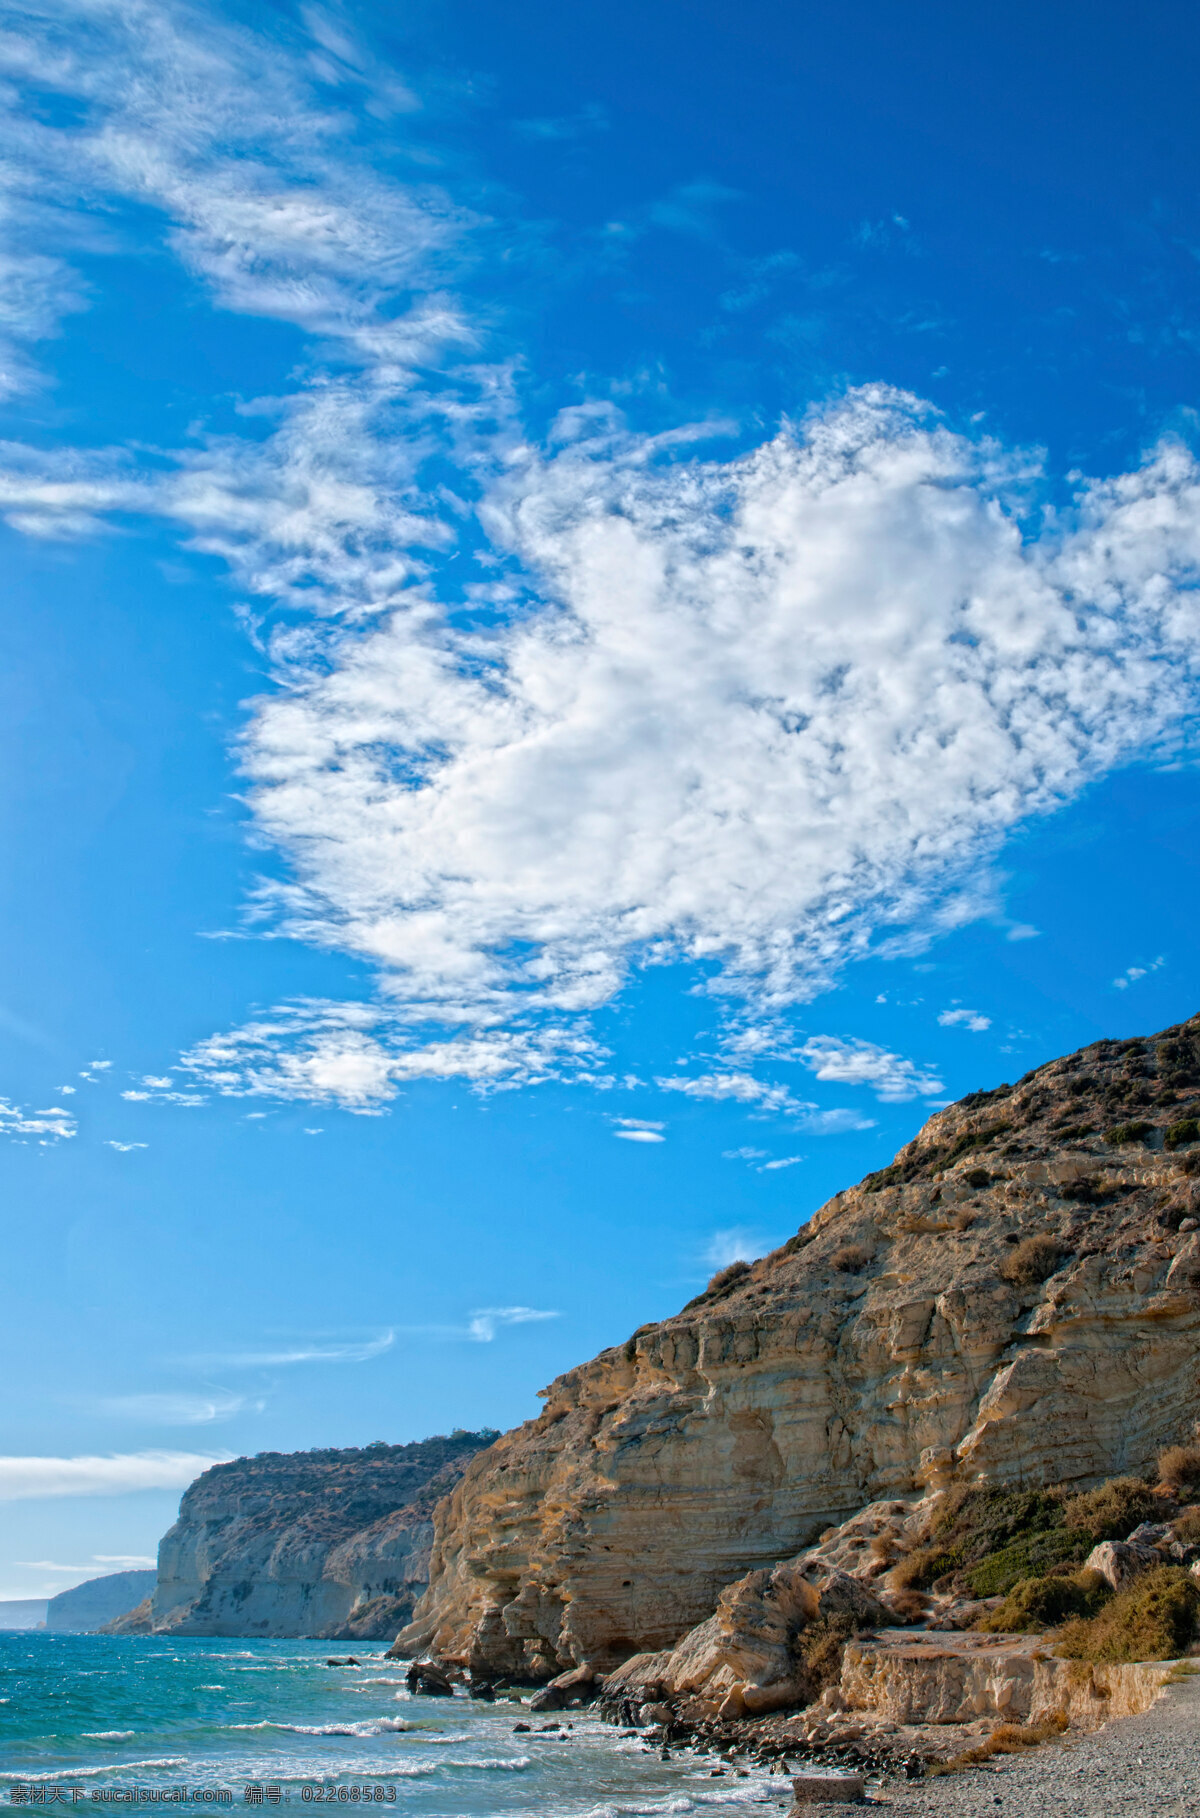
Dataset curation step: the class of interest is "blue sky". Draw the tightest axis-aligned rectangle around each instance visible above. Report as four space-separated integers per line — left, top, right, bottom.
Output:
3 0 1200 1599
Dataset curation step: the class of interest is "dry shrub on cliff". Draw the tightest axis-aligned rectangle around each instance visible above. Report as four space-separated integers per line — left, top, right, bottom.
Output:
1158 1444 1200 1494
1062 1476 1161 1542
979 1568 1110 1633
1172 1509 1200 1545
883 1588 929 1623
998 1234 1068 1286
1055 1566 1200 1662
829 1243 873 1275
794 1614 862 1701
684 1260 751 1309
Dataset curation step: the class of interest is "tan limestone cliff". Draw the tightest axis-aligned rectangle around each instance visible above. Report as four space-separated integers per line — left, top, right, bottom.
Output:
395 1015 1200 1678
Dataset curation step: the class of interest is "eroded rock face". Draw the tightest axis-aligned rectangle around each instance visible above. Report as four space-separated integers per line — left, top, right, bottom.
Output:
397 1016 1200 1677
122 1432 496 1637
838 1630 1172 1729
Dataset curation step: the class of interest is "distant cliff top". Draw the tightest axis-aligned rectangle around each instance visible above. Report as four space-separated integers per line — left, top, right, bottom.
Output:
178 1429 499 1542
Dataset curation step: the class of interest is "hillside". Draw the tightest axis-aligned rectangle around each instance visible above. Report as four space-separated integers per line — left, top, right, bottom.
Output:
394 1015 1200 1681
47 1570 156 1631
110 1430 497 1637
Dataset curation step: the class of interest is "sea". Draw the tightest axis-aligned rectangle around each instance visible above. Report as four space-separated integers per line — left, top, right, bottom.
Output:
0 1635 791 1818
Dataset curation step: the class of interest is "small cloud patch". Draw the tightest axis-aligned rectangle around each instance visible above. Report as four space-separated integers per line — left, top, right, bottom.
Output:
938 1006 992 1032
1114 957 1165 990
613 1117 665 1143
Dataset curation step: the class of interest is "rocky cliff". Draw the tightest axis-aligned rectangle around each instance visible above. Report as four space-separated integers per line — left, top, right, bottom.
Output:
114 1430 496 1637
395 1015 1200 1680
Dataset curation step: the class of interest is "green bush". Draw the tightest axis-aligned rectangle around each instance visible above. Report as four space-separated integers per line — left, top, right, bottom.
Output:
1105 1120 1155 1146
980 1568 1110 1633
1165 1119 1200 1151
1062 1476 1160 1542
1055 1566 1200 1662
966 1528 1088 1597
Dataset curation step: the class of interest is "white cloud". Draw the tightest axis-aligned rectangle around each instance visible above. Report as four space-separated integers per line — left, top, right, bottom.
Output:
98 1393 256 1425
797 1035 943 1101
613 1116 666 1142
0 1098 76 1142
178 394 1200 1105
466 1306 559 1342
2 9 1200 1112
798 1107 875 1134
104 1140 148 1152
938 1006 992 1032
1114 956 1165 989
657 1072 808 1114
722 1145 804 1171
0 1452 227 1501
187 1331 394 1369
17 1554 156 1573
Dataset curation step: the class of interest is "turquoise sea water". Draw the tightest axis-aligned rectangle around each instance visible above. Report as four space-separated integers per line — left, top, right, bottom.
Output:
0 1636 790 1817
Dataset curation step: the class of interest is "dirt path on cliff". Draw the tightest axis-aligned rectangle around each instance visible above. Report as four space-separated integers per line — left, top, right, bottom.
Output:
886 1674 1200 1816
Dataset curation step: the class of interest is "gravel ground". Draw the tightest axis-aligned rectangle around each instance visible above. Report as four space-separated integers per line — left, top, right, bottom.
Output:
880 1674 1200 1817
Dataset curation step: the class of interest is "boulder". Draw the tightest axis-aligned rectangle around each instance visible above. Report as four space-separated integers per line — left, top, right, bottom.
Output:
810 1568 890 1631
406 1658 454 1696
528 1663 597 1711
1083 1540 1163 1591
789 1773 865 1807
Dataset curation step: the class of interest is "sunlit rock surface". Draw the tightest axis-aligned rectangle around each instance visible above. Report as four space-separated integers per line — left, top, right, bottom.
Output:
396 1017 1200 1677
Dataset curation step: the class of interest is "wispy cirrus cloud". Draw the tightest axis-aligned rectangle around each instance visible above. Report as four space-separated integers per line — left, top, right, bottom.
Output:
97 1393 258 1425
18 1553 156 1573
185 1331 395 1370
465 1307 559 1342
0 1452 227 1501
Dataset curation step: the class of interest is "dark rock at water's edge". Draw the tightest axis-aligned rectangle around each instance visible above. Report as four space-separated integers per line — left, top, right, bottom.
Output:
105 1430 498 1637
47 1570 156 1632
406 1658 454 1696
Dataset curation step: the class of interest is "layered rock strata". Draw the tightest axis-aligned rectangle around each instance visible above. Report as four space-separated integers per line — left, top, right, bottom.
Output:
113 1431 495 1637
397 1015 1200 1679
